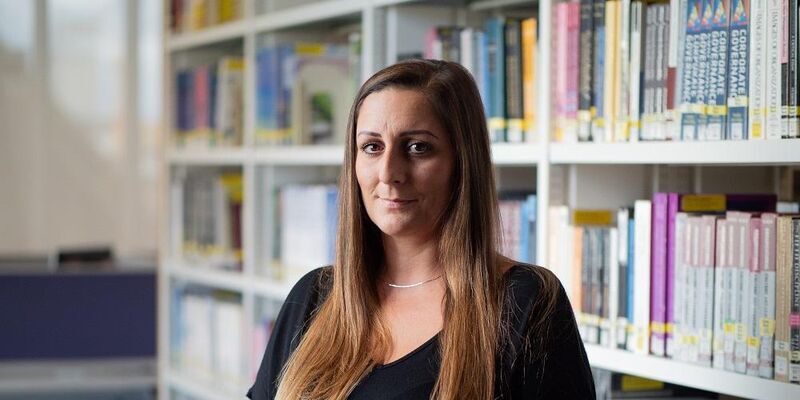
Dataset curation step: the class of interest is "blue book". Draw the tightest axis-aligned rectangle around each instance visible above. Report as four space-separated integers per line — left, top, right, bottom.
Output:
485 16 506 142
705 0 730 141
726 0 749 140
626 217 636 328
477 30 490 118
325 186 339 264
680 0 703 140
519 194 537 264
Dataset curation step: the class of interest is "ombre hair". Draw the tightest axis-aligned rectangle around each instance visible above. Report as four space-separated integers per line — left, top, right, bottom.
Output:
274 59 559 399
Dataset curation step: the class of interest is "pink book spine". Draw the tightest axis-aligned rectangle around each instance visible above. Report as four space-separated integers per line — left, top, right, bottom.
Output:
565 2 581 120
747 217 763 376
650 193 669 356
666 193 681 357
759 213 777 378
194 65 210 131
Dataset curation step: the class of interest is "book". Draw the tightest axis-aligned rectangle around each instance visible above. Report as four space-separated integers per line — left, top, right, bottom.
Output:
765 0 784 139
505 19 525 143
726 0 750 140
631 200 652 354
521 18 538 143
705 0 731 141
758 213 778 378
578 0 596 141
486 16 507 142
651 193 669 356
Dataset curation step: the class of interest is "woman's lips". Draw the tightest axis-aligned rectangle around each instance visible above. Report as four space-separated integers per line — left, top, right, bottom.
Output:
380 198 417 208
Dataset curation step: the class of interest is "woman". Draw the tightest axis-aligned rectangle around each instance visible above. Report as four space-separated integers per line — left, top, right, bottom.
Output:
248 59 595 399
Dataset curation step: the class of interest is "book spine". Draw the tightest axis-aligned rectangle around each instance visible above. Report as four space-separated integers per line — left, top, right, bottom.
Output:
554 4 568 142
604 1 621 142
633 200 652 355
617 208 631 349
791 218 800 383
699 215 717 366
655 4 669 141
680 0 701 141
651 193 669 356
643 4 656 140
592 0 607 141
629 2 645 142
627 215 637 350
723 215 736 371
695 0 712 140
665 0 681 140
487 17 507 142
706 0 731 141
748 0 767 139
603 229 617 347
522 19 537 143
505 19 524 143
775 217 790 381
726 0 750 140
565 4 581 143
615 0 632 142
674 0 690 140
760 213 778 378
746 217 763 376
578 0 595 141
673 213 688 360
687 216 700 362
577 227 588 338
789 0 798 139
665 193 680 357
713 218 727 368
766 0 784 139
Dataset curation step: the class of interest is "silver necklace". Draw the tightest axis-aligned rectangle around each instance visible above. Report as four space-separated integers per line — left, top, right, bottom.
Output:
385 275 442 289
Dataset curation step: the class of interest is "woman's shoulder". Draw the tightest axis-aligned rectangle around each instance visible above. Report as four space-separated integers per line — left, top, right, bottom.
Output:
283 266 333 310
503 263 561 300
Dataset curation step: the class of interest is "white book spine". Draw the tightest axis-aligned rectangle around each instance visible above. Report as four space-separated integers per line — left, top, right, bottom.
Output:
713 218 727 369
748 0 768 139
765 0 784 139
673 213 688 361
632 200 652 355
687 217 700 363
616 0 632 142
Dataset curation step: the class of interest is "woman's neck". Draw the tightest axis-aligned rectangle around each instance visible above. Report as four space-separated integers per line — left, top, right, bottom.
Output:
380 233 442 284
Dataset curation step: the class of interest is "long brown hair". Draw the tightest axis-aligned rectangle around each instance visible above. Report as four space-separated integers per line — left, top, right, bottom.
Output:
275 59 554 399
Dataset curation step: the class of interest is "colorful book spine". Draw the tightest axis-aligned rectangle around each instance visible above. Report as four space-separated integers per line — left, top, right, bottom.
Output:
664 0 680 140
680 0 702 140
591 0 607 141
578 0 595 141
665 193 680 357
565 3 581 142
554 4 569 142
705 0 730 141
604 1 621 142
775 216 793 382
650 193 669 356
695 0 713 140
726 0 750 140
791 218 800 383
486 16 506 142
521 18 537 143
615 0 632 142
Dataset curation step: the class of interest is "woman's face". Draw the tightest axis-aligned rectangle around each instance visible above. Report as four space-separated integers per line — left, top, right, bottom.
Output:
355 88 455 240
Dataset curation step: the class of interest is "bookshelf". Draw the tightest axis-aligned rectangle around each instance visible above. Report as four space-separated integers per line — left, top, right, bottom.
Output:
159 1 800 400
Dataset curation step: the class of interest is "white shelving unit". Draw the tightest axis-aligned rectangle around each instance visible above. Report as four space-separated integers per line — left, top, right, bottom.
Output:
159 1 800 399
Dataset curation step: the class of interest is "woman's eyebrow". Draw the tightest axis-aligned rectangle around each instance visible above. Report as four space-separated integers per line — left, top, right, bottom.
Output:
356 130 439 139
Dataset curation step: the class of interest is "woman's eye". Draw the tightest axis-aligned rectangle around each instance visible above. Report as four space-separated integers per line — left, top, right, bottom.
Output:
408 142 430 154
361 143 382 154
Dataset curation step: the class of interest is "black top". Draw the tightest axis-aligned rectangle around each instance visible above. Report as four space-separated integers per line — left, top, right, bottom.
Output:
248 265 595 399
